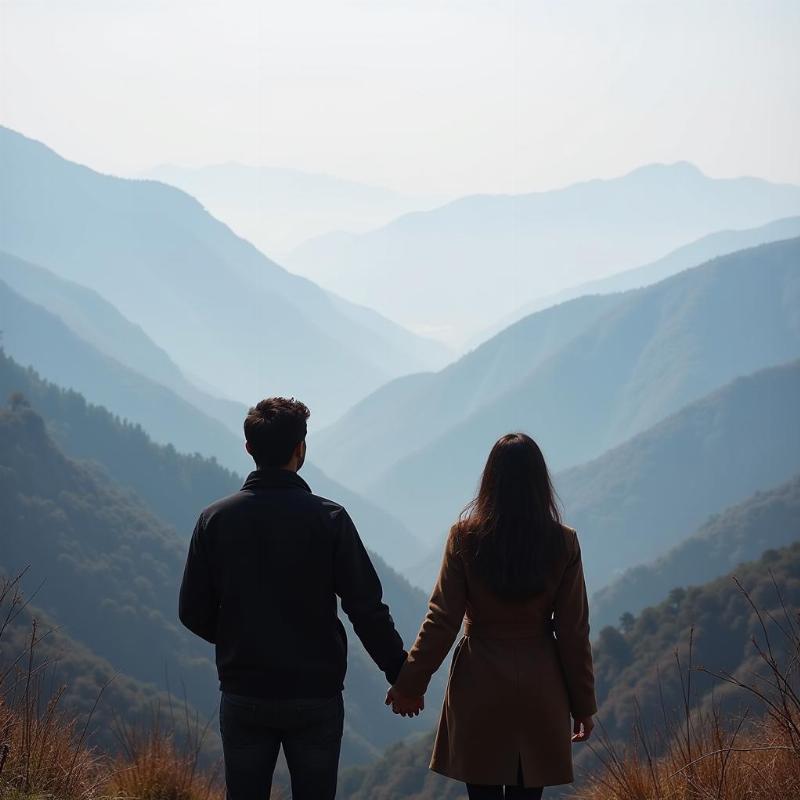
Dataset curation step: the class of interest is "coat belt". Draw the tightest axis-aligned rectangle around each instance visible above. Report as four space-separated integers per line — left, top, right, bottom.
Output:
463 618 554 640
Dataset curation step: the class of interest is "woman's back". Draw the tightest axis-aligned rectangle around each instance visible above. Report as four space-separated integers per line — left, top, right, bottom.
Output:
391 433 597 792
393 520 596 788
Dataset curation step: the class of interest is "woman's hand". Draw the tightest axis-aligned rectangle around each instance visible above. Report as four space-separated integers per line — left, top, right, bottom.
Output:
385 686 424 717
571 716 594 742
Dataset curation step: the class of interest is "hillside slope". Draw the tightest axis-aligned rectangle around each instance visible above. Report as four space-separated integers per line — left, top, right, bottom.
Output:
0 248 246 434
0 279 248 472
589 473 800 630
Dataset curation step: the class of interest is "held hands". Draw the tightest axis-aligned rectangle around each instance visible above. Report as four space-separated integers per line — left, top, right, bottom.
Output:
571 716 594 742
385 686 424 717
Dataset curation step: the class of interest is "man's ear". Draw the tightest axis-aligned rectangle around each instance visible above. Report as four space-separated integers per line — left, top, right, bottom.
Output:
245 440 253 456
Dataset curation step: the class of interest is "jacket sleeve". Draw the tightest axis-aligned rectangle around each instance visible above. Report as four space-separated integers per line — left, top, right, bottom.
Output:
333 508 407 685
178 514 218 644
392 529 467 697
552 529 597 718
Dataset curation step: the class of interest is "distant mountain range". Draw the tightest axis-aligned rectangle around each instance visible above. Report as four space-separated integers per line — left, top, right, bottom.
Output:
143 162 445 256
0 126 448 425
287 162 800 344
315 237 800 553
590 473 800 630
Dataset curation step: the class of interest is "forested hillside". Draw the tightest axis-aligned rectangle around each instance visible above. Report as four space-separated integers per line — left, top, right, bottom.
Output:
589 541 800 746
591 473 800 629
0 349 425 566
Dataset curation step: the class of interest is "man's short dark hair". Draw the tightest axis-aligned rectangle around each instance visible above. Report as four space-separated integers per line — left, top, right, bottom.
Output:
244 397 310 467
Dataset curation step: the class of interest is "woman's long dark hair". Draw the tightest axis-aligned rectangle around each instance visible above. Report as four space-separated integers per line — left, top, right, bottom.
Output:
458 433 564 602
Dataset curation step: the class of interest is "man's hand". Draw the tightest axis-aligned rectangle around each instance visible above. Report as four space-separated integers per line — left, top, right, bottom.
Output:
571 716 594 742
385 686 424 717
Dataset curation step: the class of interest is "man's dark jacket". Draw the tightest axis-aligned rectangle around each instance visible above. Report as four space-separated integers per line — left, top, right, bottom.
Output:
179 468 407 698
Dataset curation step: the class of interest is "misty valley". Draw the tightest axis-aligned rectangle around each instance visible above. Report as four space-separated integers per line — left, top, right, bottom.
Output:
1 121 799 800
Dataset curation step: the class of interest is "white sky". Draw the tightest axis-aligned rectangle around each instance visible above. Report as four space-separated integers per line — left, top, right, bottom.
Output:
1 0 798 196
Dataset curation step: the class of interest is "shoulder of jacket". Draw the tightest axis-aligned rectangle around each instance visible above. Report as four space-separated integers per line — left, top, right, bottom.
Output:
558 523 579 554
309 493 349 522
199 490 245 523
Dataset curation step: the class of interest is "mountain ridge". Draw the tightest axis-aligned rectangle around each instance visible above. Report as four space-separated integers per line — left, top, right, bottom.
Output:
288 161 800 343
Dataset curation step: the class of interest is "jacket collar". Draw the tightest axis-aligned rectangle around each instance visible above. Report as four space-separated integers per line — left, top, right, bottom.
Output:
242 468 312 493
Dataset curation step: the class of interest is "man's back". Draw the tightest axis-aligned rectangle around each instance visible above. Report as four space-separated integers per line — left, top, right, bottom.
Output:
179 467 407 698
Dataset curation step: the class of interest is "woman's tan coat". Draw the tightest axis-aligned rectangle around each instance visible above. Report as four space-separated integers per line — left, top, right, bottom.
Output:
392 524 597 788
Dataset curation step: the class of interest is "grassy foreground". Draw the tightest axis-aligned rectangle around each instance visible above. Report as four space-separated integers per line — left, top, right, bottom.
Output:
1 569 797 800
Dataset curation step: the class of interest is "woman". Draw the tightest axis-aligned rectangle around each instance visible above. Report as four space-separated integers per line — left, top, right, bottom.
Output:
387 433 597 799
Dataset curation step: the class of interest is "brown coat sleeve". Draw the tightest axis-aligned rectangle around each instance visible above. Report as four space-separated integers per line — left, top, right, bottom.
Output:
392 530 467 697
553 528 597 718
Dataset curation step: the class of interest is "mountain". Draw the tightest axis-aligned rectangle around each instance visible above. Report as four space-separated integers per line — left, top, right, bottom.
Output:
314 292 621 490
589 473 800 630
0 348 426 568
0 399 438 766
0 126 448 425
409 359 800 592
0 248 246 435
339 542 800 798
558 360 800 593
476 215 800 345
143 162 444 256
319 237 800 550
287 162 800 344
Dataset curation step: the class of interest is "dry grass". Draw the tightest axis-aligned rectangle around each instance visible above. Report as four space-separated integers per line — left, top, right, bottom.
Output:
0 573 258 800
575 574 800 800
0 574 105 799
105 706 222 800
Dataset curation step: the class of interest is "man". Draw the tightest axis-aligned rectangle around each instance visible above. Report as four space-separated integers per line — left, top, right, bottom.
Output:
179 397 413 799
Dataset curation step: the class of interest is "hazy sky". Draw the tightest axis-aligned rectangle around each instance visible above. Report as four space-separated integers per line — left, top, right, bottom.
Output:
1 0 798 196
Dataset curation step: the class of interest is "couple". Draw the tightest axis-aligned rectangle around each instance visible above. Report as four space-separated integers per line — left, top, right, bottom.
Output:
179 398 597 799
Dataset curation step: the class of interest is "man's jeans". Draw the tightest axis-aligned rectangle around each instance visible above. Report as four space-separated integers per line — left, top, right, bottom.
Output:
220 691 345 800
